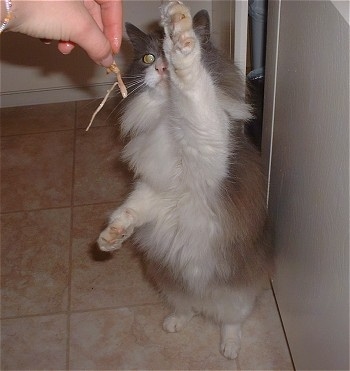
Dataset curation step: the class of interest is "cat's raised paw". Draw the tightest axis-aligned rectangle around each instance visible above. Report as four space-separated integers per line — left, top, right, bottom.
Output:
97 209 135 252
161 1 192 32
161 1 195 54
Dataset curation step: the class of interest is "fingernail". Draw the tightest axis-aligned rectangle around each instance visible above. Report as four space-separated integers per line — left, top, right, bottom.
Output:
112 36 121 54
61 42 75 55
100 54 114 68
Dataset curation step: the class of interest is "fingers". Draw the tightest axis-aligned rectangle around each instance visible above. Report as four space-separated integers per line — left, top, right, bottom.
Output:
9 0 122 67
99 0 123 54
75 0 123 65
73 24 115 66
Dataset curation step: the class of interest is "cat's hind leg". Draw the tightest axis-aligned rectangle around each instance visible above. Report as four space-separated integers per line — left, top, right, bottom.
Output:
163 311 195 333
202 286 257 359
220 323 242 360
161 288 197 333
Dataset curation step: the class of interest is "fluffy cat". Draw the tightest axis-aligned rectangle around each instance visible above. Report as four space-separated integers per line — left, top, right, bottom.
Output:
98 1 272 360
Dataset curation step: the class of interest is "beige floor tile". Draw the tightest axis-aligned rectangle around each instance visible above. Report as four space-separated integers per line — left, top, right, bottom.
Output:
1 131 74 212
238 289 294 370
1 314 67 370
0 102 75 136
1 209 70 318
0 100 294 370
69 304 238 370
70 203 160 311
76 97 123 129
73 126 131 206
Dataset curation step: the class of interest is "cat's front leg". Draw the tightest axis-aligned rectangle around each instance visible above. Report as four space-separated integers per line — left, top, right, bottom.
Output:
98 181 159 252
161 1 201 84
98 207 136 252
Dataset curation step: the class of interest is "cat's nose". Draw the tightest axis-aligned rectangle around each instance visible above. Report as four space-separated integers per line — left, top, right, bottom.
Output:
155 60 168 75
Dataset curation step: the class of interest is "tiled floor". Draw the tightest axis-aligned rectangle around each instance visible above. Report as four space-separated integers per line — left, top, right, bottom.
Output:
1 100 294 370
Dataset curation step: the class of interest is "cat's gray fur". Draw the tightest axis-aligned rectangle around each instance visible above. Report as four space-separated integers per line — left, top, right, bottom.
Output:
98 2 272 359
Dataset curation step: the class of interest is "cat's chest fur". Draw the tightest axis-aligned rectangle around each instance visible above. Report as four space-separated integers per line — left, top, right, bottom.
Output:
122 85 230 194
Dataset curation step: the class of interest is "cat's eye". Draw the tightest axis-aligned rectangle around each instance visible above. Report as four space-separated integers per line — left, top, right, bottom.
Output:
143 53 155 64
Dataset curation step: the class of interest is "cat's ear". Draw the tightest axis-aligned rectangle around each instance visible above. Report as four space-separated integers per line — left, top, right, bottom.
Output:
125 22 148 52
193 10 211 43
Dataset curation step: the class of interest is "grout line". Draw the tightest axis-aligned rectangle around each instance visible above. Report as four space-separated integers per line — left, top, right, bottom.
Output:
0 301 163 321
0 201 124 216
68 300 164 316
0 127 75 139
1 311 69 321
65 101 78 369
0 205 72 215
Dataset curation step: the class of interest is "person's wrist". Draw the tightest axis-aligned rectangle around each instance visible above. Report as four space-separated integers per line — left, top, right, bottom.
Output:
0 0 12 33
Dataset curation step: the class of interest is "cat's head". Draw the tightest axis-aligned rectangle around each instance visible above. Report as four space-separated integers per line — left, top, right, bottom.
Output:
124 10 211 92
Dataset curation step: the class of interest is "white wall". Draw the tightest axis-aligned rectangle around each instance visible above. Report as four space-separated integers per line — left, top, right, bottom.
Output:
263 1 349 370
0 1 213 107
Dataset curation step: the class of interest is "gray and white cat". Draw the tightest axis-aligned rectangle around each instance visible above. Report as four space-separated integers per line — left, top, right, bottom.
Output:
98 1 272 360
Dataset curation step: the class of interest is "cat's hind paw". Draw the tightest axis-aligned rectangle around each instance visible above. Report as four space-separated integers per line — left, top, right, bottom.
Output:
162 312 194 333
220 323 242 359
97 208 136 252
220 339 240 360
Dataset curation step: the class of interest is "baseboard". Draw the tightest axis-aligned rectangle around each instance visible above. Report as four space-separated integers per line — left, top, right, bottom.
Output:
0 83 114 108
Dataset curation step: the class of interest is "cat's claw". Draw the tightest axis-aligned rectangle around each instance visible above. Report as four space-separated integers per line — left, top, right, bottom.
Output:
97 209 135 252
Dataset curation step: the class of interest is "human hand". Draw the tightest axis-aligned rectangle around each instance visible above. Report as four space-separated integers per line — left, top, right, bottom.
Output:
4 0 123 67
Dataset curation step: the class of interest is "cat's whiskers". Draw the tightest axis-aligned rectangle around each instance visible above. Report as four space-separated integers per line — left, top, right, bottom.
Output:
105 78 147 123
125 81 146 97
86 72 146 128
125 79 144 89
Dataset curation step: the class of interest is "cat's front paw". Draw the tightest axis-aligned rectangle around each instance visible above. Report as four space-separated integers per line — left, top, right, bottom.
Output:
161 1 196 56
97 208 136 252
161 1 192 32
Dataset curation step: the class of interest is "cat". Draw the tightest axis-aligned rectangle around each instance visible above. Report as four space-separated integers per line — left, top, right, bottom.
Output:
97 1 272 360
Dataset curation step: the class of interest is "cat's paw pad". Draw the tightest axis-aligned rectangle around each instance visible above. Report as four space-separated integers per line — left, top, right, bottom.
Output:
161 1 195 53
162 1 192 32
220 339 241 360
97 209 135 252
162 313 193 333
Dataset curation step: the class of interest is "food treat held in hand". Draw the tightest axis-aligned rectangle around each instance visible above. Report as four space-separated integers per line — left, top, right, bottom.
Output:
86 62 127 131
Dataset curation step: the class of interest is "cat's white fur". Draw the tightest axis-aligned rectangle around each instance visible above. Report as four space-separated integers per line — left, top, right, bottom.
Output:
98 1 268 360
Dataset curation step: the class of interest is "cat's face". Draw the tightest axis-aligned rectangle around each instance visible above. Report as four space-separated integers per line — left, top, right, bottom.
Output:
125 23 169 91
125 10 212 95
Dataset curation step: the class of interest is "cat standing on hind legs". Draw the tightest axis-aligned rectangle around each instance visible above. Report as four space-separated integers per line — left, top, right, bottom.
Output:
98 0 272 360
